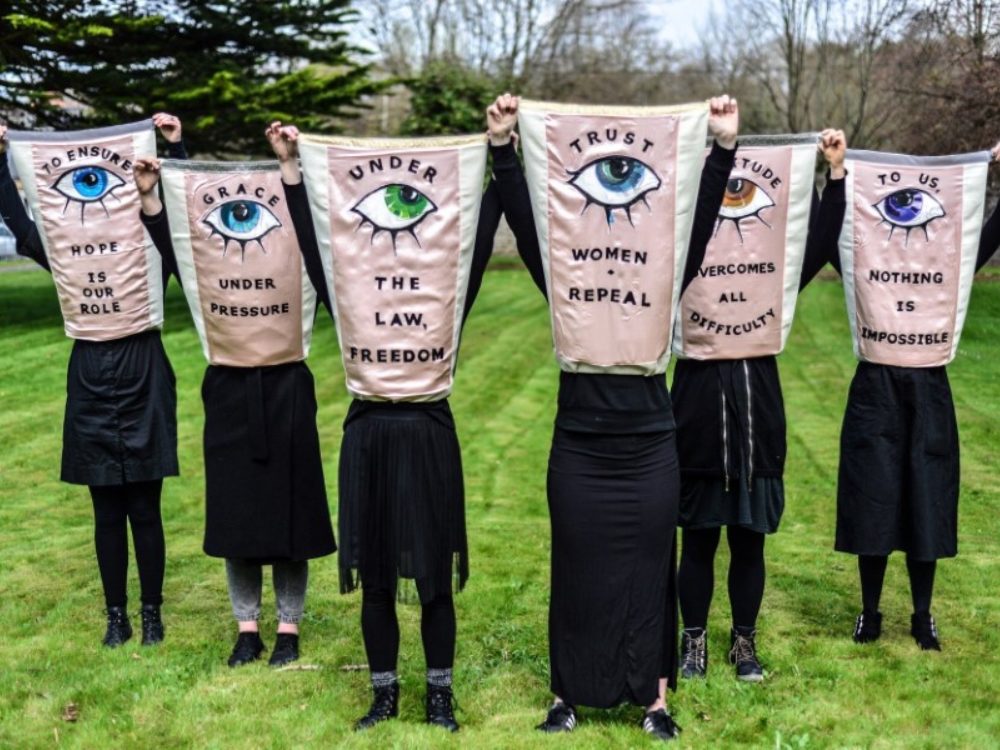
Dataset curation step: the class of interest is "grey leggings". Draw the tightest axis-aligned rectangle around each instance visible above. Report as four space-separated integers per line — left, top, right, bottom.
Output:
225 559 309 624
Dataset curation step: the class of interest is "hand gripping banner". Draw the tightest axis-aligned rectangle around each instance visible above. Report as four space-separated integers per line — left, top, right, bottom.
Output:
297 134 487 401
6 121 162 341
674 134 818 359
517 100 708 374
839 148 990 367
159 160 317 367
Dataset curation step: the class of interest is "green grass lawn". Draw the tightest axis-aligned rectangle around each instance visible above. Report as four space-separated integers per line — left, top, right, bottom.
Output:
0 265 997 749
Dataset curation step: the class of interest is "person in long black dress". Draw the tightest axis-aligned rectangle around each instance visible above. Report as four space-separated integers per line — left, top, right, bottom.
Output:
131 156 336 668
265 109 506 731
0 114 186 647
672 130 848 682
492 93 738 741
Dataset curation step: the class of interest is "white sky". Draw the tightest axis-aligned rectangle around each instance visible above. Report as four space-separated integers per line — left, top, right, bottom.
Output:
646 0 719 49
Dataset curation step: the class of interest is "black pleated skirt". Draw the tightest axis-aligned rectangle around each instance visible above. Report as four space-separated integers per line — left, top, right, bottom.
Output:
836 362 959 561
547 427 679 708
201 361 336 562
61 330 178 486
338 400 467 604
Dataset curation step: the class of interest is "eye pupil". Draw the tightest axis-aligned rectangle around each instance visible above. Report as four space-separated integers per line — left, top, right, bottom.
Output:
232 203 251 221
400 186 420 204
723 178 757 208
884 189 923 223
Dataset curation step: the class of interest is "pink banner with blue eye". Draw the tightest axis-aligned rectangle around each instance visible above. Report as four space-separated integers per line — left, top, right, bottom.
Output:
839 149 990 367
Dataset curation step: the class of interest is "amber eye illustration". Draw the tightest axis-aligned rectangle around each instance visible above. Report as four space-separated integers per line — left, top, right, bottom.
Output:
52 166 127 224
352 183 437 253
715 177 775 242
201 200 282 261
873 188 945 244
568 156 661 226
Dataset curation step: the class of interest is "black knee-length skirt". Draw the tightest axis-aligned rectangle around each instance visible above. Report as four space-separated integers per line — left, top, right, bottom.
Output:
547 427 679 708
836 362 959 561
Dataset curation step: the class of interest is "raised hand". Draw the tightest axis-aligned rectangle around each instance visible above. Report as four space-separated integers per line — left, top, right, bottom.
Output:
991 140 1000 163
487 93 519 147
0 123 6 155
708 95 739 150
819 128 847 178
266 121 300 163
133 158 162 195
152 113 182 144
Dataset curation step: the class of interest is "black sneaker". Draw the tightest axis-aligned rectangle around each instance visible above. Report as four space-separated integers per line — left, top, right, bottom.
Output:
680 627 708 679
426 683 460 732
140 604 164 646
268 633 300 666
910 612 942 651
102 606 132 648
355 682 399 731
853 610 882 643
641 708 681 741
227 631 265 667
729 627 764 682
536 702 576 733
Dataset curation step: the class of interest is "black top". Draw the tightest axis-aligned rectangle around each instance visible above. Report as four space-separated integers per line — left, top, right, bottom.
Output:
493 140 736 433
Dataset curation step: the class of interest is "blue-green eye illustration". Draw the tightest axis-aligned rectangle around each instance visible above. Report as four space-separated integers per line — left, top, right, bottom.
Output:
52 166 127 224
202 199 282 261
568 156 661 226
352 183 438 254
873 188 945 245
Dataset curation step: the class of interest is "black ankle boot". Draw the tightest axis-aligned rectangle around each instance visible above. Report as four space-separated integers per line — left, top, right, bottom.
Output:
853 609 882 643
910 612 941 651
102 606 132 648
227 631 265 667
268 633 300 667
355 681 399 731
680 627 708 679
140 604 164 646
426 683 460 732
729 626 764 682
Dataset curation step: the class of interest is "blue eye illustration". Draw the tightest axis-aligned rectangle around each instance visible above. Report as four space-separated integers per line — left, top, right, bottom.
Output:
351 183 437 254
873 188 945 244
568 156 661 226
52 166 127 224
202 200 282 261
715 177 776 242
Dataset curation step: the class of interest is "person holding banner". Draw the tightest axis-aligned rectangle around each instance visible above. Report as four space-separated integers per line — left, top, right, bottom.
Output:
131 155 335 669
493 93 738 740
0 115 186 648
832 141 1000 650
671 130 848 682
264 109 504 731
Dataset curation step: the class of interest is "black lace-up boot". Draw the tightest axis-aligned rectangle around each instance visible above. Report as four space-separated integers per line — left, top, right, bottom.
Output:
911 612 941 651
853 609 883 643
680 627 708 678
426 683 460 732
102 606 132 648
140 605 164 646
354 681 399 731
729 626 764 682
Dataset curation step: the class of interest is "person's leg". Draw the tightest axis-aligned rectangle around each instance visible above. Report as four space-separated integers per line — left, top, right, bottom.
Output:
422 593 459 731
726 526 767 682
90 484 133 646
906 556 941 650
854 554 888 642
356 584 401 730
677 527 720 679
269 561 308 666
224 559 264 666
124 479 165 607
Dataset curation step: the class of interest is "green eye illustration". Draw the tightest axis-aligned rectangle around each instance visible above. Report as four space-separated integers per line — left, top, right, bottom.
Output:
352 183 438 253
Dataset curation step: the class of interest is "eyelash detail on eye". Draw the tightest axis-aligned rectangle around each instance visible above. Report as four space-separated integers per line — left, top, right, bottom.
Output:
351 183 438 254
201 199 283 262
568 156 662 227
714 177 776 243
51 166 127 225
872 188 946 245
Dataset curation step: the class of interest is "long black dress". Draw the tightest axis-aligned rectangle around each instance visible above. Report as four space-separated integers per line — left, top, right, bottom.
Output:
495 141 734 707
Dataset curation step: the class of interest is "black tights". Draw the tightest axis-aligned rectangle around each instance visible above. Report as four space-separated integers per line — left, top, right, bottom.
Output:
360 585 455 673
89 479 165 609
858 554 936 614
678 526 766 630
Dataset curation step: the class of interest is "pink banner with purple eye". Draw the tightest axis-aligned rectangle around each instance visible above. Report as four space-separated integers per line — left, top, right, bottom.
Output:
518 100 708 375
159 160 316 367
839 149 989 367
6 121 162 341
297 134 487 401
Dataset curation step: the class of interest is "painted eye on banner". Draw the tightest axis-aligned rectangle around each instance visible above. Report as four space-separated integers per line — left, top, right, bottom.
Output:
52 166 127 224
715 177 776 242
872 188 945 244
352 183 437 253
568 156 661 226
201 200 283 261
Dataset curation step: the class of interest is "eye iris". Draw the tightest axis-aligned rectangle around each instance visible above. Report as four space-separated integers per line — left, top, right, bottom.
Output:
220 201 261 233
72 167 108 199
723 178 757 209
596 158 643 192
384 184 429 219
884 189 923 223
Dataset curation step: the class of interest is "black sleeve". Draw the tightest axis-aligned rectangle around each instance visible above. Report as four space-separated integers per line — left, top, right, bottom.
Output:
799 176 846 290
282 179 332 318
139 207 180 285
462 180 503 323
164 140 188 160
0 157 49 271
490 142 547 299
682 141 737 294
977 197 1000 271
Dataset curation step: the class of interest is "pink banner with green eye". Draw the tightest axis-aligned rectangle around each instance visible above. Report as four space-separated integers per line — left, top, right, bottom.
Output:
518 100 709 375
6 121 162 341
839 149 990 367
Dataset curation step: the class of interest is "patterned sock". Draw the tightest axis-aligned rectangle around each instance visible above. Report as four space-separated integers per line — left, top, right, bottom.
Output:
371 670 398 689
427 668 453 688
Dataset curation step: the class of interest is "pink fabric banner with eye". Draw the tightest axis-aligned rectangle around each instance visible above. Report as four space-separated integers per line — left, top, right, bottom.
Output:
159 161 316 367
517 100 709 375
297 134 487 401
676 136 817 359
839 149 989 367
6 121 161 341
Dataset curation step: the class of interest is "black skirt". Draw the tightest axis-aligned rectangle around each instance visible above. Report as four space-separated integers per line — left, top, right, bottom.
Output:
679 477 785 533
338 400 467 604
547 427 679 708
836 362 959 561
201 361 336 562
61 330 179 486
